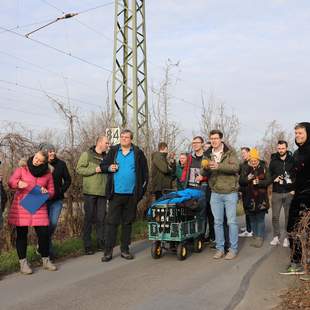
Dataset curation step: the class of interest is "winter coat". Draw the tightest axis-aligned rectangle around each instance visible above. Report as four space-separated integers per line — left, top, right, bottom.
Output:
151 151 175 192
8 166 55 226
269 152 295 193
76 146 107 196
239 161 272 213
100 144 148 201
202 144 239 194
49 157 71 201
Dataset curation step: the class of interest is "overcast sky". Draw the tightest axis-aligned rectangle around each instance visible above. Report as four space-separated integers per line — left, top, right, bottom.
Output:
0 0 309 147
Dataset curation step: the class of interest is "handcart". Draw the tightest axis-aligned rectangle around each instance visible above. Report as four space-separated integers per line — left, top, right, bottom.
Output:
147 189 206 260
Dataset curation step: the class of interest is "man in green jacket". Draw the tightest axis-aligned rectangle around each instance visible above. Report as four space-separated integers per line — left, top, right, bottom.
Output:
76 135 109 255
201 129 239 260
151 142 176 200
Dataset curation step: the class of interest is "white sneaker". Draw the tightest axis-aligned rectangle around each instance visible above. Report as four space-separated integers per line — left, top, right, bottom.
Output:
238 231 253 237
283 238 290 248
270 236 280 246
240 227 246 232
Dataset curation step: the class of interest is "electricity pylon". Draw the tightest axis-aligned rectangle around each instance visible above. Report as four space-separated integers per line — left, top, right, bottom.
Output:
111 0 149 145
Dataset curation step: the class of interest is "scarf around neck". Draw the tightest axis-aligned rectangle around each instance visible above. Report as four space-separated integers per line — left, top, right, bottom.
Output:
27 156 49 178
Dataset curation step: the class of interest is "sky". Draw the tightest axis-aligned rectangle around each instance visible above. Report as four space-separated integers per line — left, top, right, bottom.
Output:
0 0 309 147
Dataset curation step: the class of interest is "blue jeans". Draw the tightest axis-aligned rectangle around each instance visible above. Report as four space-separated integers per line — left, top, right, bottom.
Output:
249 212 265 238
47 200 63 254
210 192 239 254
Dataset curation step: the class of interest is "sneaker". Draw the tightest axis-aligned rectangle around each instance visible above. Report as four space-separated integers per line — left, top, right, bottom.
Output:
121 251 135 260
19 259 33 275
279 263 305 275
213 251 224 259
282 238 290 248
270 236 280 246
239 231 253 237
224 250 237 260
240 227 246 232
42 257 57 271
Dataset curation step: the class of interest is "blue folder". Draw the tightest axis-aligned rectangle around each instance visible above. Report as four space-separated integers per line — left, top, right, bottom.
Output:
20 185 49 214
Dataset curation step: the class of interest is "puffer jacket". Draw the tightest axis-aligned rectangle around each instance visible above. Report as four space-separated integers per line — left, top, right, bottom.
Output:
201 144 239 194
8 166 54 226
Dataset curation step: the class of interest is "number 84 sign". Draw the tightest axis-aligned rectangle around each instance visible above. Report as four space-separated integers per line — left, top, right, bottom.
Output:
106 127 120 145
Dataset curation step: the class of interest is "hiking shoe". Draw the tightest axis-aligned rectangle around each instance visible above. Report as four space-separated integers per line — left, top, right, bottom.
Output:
282 238 290 248
224 250 237 260
270 236 280 246
239 231 253 237
42 257 57 271
213 251 224 259
19 259 33 275
280 263 305 275
121 251 135 260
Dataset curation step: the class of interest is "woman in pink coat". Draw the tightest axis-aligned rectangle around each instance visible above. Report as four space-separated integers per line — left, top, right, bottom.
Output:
8 150 57 274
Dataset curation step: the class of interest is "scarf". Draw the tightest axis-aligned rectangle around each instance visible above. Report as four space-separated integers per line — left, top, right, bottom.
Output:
27 156 49 178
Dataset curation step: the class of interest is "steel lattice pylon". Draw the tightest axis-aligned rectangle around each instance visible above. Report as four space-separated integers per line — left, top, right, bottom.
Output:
111 0 149 144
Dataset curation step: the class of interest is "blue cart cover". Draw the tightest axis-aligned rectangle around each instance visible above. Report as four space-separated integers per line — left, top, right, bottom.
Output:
147 188 203 216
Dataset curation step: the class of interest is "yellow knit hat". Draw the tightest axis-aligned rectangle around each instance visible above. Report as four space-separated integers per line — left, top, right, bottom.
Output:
249 148 260 160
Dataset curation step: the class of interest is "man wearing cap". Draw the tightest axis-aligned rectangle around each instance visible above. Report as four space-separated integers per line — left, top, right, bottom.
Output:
39 143 71 259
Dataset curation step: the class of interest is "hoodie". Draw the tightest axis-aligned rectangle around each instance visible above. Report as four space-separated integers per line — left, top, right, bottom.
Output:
293 122 310 196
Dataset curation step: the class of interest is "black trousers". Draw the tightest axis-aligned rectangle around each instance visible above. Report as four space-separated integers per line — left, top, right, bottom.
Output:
205 188 215 240
241 190 252 232
105 194 137 253
83 195 107 249
16 226 49 259
287 194 310 264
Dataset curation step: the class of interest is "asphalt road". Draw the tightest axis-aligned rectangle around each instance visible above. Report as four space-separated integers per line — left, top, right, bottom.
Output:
0 215 289 310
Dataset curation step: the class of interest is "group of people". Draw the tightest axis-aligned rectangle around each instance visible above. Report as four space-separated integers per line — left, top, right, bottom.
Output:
151 123 310 274
0 123 309 276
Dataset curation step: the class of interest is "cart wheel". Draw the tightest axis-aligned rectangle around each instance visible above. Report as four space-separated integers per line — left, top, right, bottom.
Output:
177 243 188 261
151 241 162 259
194 237 204 253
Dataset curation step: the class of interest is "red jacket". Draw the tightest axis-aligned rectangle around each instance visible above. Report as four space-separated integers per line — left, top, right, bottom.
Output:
8 166 54 226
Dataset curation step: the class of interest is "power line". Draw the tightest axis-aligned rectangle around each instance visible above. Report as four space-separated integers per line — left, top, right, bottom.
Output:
0 79 103 109
0 50 108 94
0 25 113 73
39 0 113 41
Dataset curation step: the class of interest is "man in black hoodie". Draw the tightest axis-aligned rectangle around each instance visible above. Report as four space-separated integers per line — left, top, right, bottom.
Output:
283 122 310 275
269 140 295 248
40 143 71 258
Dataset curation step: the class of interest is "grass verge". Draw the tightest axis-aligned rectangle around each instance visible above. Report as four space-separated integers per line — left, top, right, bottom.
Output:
0 220 147 275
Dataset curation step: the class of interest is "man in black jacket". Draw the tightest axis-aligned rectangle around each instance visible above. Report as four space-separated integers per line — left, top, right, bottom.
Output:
100 129 148 262
269 140 295 248
39 143 71 258
283 123 310 275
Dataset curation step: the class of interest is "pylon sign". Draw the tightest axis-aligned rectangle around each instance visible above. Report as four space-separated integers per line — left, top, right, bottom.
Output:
106 127 120 145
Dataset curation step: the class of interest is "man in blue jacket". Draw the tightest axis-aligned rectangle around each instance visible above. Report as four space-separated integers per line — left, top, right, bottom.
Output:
100 129 148 262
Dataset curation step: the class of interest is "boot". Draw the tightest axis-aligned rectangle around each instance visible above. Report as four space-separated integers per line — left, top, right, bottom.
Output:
19 259 33 275
42 257 57 271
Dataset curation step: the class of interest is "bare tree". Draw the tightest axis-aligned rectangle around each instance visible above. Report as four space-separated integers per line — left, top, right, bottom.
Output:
258 120 295 163
200 92 240 147
149 59 182 153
